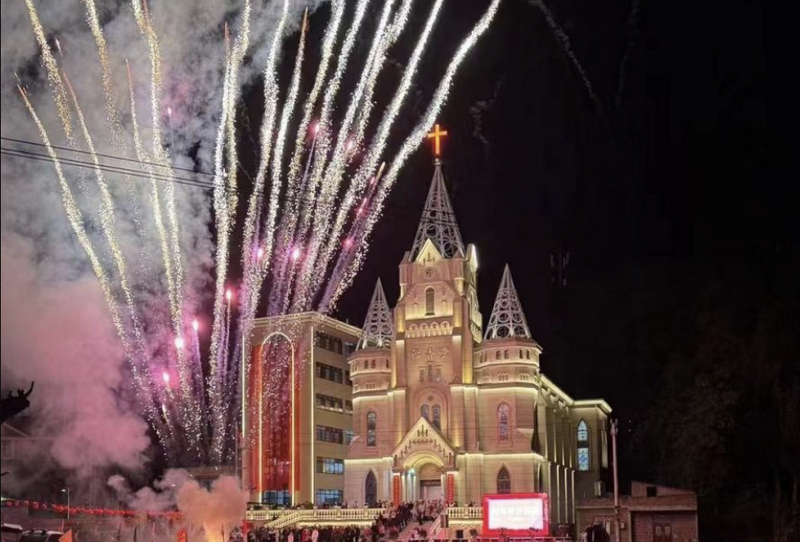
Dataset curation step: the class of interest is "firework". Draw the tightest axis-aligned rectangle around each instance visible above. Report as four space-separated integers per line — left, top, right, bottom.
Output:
20 0 502 466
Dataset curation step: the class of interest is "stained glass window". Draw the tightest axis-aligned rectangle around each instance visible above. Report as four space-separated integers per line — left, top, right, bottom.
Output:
367 411 377 447
498 403 510 442
432 404 442 429
497 467 511 494
578 448 590 471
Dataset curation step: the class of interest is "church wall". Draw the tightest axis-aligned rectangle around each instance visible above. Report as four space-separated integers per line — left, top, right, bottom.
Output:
343 459 392 505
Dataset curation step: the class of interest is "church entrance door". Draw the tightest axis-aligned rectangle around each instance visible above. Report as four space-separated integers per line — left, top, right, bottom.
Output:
421 480 443 501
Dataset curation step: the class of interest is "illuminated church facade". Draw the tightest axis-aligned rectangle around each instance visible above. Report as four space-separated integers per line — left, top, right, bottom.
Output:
343 153 612 525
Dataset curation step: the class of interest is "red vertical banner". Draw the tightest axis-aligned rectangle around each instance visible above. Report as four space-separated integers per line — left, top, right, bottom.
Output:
393 474 402 505
446 473 455 503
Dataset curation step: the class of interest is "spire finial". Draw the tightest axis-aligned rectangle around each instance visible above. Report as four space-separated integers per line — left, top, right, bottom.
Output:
410 163 465 259
426 123 448 159
484 265 532 340
357 279 394 350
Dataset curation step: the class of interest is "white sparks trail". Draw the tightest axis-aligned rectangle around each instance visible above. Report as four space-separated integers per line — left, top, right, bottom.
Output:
208 0 254 463
299 0 444 309
323 0 504 309
19 0 502 465
23 0 74 141
17 87 172 452
63 74 149 358
528 0 608 130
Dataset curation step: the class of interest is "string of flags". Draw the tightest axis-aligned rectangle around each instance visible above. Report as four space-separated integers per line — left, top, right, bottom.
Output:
1 499 183 520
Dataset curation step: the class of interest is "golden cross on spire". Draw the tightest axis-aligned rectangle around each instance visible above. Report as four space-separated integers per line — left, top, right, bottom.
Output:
426 123 448 158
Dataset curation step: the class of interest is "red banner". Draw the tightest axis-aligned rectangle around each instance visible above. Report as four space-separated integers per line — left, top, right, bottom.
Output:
446 473 455 503
393 474 402 505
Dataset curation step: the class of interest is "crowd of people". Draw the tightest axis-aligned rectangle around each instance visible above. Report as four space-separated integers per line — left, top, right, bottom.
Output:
245 500 452 542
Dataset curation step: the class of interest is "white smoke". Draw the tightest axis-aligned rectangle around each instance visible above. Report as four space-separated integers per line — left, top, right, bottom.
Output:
109 469 247 542
1 0 325 479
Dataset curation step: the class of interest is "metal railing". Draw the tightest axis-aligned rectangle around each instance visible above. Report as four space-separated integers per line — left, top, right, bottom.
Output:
245 508 388 526
444 507 483 520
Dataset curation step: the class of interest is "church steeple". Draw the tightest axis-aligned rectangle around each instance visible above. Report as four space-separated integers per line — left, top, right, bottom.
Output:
357 279 394 350
484 265 532 340
410 162 465 260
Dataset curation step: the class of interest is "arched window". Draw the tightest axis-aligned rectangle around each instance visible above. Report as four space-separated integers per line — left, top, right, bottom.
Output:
432 404 442 430
496 351 502 360
420 404 430 421
577 420 590 471
371 359 376 369
425 288 435 315
366 411 377 447
504 349 510 359
497 466 511 494
498 403 511 442
419 368 426 383
601 425 609 468
365 471 377 507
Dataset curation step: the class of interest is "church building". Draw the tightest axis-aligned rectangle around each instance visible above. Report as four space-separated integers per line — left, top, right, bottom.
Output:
343 148 612 526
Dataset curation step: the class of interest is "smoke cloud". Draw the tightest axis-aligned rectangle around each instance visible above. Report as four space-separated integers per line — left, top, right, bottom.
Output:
109 469 247 542
1 0 324 482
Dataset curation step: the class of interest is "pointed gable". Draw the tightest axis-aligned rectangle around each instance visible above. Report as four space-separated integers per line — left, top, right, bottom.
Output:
391 415 458 465
484 265 532 340
357 279 394 350
410 162 465 260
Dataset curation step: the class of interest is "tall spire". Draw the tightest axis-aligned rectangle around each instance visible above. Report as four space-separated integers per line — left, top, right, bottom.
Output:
410 163 465 259
357 279 394 350
484 265 532 340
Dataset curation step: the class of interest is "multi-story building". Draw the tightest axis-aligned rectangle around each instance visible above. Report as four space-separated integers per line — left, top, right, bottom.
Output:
243 313 360 506
342 157 613 527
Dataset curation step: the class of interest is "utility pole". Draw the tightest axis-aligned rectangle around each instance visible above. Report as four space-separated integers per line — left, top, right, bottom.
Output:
611 419 621 542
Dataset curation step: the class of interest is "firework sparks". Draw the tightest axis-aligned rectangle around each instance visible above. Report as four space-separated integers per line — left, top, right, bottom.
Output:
19 0 502 466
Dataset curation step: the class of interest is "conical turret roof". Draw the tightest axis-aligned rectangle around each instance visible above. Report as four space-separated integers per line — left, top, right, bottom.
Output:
410 162 465 260
484 265 532 340
357 279 394 350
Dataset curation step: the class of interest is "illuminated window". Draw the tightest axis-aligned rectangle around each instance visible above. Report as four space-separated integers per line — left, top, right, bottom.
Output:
425 288 435 315
367 411 377 447
316 489 343 506
432 404 442 430
498 403 511 442
577 420 590 471
316 457 345 474
578 448 590 471
497 466 511 494
578 420 589 442
420 404 430 421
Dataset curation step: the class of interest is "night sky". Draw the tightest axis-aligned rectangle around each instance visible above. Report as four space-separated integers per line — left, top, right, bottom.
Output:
262 0 774 451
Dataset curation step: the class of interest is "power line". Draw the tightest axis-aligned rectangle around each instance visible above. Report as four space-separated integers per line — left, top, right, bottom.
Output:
0 136 217 178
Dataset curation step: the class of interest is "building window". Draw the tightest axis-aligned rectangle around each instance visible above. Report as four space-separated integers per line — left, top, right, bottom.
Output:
345 370 352 386
262 491 291 506
316 457 345 475
435 368 442 382
316 489 343 506
316 332 343 354
498 403 511 442
366 411 377 447
420 368 425 383
601 426 609 468
316 393 345 412
345 430 355 445
497 466 511 494
496 351 502 360
432 404 442 430
316 425 344 444
316 362 344 384
365 471 378 507
425 288 435 315
420 404 430 421
344 342 356 357
345 400 353 414
577 419 590 471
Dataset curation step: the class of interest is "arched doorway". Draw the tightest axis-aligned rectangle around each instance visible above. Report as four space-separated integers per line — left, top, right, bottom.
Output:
365 471 378 507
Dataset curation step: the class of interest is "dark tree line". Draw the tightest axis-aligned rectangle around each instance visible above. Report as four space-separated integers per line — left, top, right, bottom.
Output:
632 249 799 542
